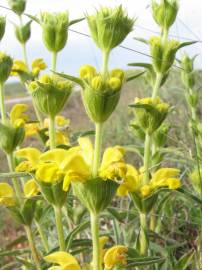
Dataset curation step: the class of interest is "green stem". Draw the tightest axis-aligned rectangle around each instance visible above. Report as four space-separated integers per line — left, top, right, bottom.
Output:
53 206 65 251
149 208 156 231
143 133 152 185
7 152 22 202
92 123 103 178
22 42 28 67
0 82 6 123
49 116 56 149
140 213 147 255
35 220 49 253
152 73 163 99
90 212 102 270
51 51 57 72
162 28 168 45
102 50 110 79
25 225 41 270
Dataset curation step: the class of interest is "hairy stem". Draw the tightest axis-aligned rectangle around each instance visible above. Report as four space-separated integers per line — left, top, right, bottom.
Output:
90 213 102 270
0 82 6 123
54 206 66 251
49 116 56 149
92 123 103 178
25 225 41 270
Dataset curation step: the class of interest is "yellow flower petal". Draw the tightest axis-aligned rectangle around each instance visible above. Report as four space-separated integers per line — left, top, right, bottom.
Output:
100 146 125 172
104 245 128 270
24 179 39 197
25 123 39 137
15 147 42 167
78 136 93 166
39 149 69 166
11 60 28 76
0 183 15 206
36 163 63 183
44 251 80 268
166 178 181 189
151 168 180 183
140 184 152 197
10 103 29 126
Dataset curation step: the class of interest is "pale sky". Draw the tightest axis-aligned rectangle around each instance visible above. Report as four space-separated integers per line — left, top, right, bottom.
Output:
0 0 201 76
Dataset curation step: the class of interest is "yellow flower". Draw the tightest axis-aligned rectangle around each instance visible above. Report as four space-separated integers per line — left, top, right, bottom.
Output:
0 183 15 206
99 236 109 263
31 58 47 76
150 168 180 189
11 60 28 76
23 179 40 197
46 131 70 147
140 184 152 197
24 123 39 137
10 104 29 127
39 137 126 191
36 163 64 183
108 77 121 91
15 147 42 172
117 164 140 196
44 251 81 270
166 178 181 189
79 65 97 80
104 245 128 270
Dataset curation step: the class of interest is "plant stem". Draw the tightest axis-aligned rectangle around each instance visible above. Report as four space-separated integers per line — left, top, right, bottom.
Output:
90 212 102 270
92 123 103 178
54 206 66 251
143 132 152 185
51 51 57 72
35 220 49 253
152 73 163 99
140 213 147 255
7 152 22 202
0 82 6 123
49 116 56 149
149 208 156 231
102 50 110 79
25 225 41 270
22 42 28 67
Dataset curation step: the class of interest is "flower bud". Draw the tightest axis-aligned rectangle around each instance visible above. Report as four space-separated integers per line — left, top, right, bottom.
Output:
87 6 134 53
15 21 31 44
0 16 6 42
0 122 25 154
80 65 124 123
8 0 26 16
0 52 13 83
180 54 196 89
150 37 180 73
29 74 72 118
133 97 169 134
41 12 69 53
152 0 179 31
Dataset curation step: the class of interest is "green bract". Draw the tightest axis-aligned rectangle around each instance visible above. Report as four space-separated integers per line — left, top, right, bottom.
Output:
87 5 134 53
0 16 6 42
15 21 32 44
0 52 13 84
0 122 25 154
41 12 69 53
29 74 72 118
37 180 67 207
131 97 169 134
73 178 118 214
8 0 26 16
152 0 179 31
